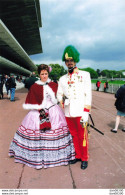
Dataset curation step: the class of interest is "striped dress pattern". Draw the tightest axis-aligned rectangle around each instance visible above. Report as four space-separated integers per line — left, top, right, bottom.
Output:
9 95 75 169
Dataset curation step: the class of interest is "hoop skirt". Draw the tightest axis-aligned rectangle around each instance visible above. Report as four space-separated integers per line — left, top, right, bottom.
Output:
9 103 75 169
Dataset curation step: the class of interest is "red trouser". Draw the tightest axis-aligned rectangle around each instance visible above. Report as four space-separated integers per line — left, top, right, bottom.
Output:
66 117 89 161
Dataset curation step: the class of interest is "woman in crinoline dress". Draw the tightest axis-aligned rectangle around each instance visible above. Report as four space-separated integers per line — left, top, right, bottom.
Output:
9 64 75 169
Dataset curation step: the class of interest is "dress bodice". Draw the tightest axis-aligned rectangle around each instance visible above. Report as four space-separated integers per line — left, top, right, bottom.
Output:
45 91 54 109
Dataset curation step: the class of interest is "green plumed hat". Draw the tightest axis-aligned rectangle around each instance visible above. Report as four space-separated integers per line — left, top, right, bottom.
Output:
62 45 80 62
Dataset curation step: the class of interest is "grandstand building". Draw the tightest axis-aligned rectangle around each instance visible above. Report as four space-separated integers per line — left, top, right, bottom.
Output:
0 0 42 76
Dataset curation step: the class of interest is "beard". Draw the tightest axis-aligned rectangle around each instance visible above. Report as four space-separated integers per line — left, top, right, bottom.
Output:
68 65 76 73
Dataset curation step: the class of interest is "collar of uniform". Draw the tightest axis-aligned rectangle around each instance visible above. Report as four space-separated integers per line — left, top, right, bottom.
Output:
68 67 79 76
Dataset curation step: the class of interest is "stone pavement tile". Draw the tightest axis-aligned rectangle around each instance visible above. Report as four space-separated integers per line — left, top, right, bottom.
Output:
92 133 125 172
0 158 24 189
19 165 73 189
0 89 28 189
69 133 125 189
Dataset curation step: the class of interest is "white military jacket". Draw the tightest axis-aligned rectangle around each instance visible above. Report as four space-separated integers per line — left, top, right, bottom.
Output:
57 70 92 117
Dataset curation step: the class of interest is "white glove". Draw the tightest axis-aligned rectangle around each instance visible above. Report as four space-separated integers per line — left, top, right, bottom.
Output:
64 99 70 106
80 112 89 123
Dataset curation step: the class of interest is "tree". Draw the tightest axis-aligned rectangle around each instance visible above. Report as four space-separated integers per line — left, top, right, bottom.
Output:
80 67 98 79
49 64 67 81
96 69 101 77
100 69 123 78
101 70 110 77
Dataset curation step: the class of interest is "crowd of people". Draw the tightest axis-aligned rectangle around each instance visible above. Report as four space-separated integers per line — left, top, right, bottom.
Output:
0 72 38 101
0 74 16 101
1 45 125 170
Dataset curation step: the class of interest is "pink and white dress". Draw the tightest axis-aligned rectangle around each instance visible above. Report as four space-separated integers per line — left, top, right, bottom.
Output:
9 79 75 169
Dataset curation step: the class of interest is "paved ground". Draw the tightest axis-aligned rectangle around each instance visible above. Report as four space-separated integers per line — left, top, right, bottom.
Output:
0 88 125 190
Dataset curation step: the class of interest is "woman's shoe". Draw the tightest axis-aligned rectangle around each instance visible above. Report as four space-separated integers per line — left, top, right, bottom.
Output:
122 128 125 132
68 159 81 164
111 129 117 133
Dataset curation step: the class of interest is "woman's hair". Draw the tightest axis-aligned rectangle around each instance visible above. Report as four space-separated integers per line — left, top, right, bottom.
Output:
38 64 49 75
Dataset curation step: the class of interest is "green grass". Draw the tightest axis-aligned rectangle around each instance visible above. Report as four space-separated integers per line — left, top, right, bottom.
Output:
91 80 125 85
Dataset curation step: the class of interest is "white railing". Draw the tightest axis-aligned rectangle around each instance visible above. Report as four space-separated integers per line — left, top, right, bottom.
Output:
3 81 24 93
92 83 123 94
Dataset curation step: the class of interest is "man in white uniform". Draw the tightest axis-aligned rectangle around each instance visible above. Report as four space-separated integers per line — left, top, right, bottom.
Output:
57 45 92 169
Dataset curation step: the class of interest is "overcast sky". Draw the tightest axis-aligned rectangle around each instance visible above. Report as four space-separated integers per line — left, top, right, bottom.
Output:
30 0 125 71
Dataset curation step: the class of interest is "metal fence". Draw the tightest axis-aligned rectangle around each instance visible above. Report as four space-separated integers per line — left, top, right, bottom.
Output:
92 83 123 94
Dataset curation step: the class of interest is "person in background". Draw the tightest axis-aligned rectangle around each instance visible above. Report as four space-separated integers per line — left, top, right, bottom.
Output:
7 74 16 101
25 72 38 90
0 75 4 99
96 80 101 91
4 75 10 96
111 83 125 133
16 75 19 81
57 45 92 170
104 81 108 93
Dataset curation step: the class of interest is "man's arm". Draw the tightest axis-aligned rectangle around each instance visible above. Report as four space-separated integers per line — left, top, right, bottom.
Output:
84 72 92 110
81 72 92 123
